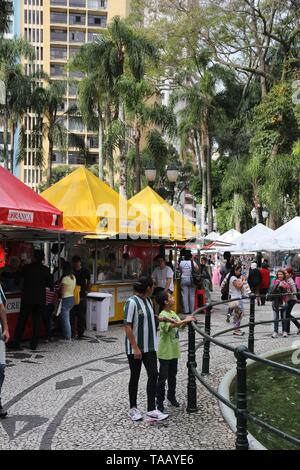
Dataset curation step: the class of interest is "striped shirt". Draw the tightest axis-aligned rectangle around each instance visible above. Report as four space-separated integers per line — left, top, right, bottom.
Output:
124 295 158 355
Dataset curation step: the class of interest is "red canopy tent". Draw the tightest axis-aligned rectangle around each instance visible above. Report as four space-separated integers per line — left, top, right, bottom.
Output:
0 166 63 230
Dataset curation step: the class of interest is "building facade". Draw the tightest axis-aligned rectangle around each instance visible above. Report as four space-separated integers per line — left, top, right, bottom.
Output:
14 0 130 189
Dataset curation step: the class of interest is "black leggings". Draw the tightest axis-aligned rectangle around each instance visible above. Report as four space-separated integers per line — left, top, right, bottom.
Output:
127 351 158 412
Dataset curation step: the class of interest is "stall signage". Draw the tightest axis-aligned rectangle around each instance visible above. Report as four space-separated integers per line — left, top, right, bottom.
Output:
8 210 34 224
5 297 21 314
117 287 134 303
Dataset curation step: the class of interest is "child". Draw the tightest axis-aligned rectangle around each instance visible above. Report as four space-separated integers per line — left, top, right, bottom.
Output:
155 291 195 412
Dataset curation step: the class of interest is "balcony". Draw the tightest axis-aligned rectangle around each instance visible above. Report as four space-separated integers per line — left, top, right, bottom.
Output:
88 15 107 27
88 0 107 9
88 32 100 42
51 29 67 42
50 47 67 60
50 64 67 77
69 0 86 7
50 12 67 24
68 153 85 165
69 14 86 26
51 0 67 5
69 31 85 43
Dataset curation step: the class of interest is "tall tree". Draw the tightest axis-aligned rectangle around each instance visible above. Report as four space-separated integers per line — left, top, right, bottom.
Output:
0 37 34 171
29 79 86 185
0 0 12 36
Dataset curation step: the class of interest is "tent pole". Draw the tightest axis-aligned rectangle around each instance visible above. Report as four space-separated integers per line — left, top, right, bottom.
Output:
94 240 97 284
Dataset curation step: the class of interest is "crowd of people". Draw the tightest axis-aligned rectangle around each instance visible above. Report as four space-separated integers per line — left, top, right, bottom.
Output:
218 251 300 337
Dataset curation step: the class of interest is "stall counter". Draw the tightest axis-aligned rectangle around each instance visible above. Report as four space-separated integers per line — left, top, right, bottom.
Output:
4 292 43 340
91 279 182 323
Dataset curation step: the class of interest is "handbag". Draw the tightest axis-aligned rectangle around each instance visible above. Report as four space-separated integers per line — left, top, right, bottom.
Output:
74 285 81 305
55 299 62 317
191 261 202 285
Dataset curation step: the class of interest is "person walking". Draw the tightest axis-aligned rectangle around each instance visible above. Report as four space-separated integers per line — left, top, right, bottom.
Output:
124 277 168 422
60 262 76 342
247 262 262 305
270 270 291 338
0 284 9 418
200 256 212 304
70 256 91 339
259 262 270 306
8 250 53 350
179 251 199 315
284 268 300 335
229 265 250 336
155 291 195 413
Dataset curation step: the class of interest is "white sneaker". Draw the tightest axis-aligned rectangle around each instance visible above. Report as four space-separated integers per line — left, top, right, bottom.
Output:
146 409 169 421
128 408 143 421
272 332 278 338
283 332 288 338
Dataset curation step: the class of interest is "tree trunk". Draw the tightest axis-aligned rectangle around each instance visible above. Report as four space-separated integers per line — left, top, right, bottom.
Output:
194 130 202 178
98 110 104 180
234 193 241 232
118 103 127 198
134 125 141 194
10 122 16 174
3 106 9 170
47 130 53 186
199 123 207 235
207 132 213 232
108 149 114 189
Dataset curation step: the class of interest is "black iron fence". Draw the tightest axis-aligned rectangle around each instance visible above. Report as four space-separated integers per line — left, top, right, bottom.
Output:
186 293 300 450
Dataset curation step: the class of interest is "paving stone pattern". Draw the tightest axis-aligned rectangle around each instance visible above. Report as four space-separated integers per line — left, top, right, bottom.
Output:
1 291 299 450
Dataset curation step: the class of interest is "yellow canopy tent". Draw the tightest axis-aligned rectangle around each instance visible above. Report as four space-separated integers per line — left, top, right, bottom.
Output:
41 167 129 236
128 186 198 241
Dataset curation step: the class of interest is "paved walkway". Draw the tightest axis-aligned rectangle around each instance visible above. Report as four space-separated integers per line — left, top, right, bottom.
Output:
1 291 299 450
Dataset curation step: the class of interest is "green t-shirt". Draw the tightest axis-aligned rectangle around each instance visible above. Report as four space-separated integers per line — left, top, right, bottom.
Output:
158 310 181 360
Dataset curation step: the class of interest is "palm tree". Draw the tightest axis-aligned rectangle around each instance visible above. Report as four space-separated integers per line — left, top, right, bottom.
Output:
0 0 12 36
29 79 86 185
117 76 176 192
74 16 159 196
0 37 34 171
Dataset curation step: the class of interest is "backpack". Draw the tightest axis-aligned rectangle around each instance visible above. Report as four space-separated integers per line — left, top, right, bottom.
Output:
221 273 230 301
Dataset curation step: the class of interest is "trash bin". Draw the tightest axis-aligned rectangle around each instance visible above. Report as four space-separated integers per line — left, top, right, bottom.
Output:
86 293 112 332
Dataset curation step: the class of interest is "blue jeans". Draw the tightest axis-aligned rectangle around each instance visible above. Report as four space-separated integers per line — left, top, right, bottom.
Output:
60 297 74 340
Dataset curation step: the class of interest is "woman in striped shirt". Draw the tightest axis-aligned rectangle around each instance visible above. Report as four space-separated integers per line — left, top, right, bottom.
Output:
124 277 168 422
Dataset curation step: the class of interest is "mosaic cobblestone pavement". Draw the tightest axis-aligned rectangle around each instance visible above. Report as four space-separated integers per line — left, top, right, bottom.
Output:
1 291 299 450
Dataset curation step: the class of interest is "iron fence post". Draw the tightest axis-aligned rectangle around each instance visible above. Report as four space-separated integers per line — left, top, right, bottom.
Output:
248 294 256 353
187 322 198 413
234 345 249 450
202 304 212 375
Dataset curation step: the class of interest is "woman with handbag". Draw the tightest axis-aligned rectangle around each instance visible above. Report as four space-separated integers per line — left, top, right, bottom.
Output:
270 270 291 338
59 262 76 342
179 251 199 315
229 265 250 336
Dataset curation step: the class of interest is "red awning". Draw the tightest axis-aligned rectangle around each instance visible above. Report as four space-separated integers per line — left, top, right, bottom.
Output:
0 166 63 230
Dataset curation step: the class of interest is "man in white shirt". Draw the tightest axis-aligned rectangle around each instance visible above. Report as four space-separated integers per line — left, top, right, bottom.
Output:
152 257 174 294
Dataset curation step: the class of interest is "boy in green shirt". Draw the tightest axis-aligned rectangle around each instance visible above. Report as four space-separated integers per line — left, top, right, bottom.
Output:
156 291 195 412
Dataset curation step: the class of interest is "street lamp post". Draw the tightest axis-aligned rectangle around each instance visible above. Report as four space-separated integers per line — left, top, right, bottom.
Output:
144 167 157 188
166 164 179 205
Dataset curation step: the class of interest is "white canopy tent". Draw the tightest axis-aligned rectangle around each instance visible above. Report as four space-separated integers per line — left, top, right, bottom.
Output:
218 229 241 244
205 231 220 241
225 223 274 252
251 217 300 251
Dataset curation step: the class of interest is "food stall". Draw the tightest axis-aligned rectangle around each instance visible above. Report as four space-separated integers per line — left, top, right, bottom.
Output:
42 168 198 321
0 165 65 338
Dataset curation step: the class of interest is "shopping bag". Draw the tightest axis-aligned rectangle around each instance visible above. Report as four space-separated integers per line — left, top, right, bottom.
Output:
55 299 62 317
74 286 81 305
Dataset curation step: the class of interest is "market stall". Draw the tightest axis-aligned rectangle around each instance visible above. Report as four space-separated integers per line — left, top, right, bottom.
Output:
42 170 198 320
0 166 65 338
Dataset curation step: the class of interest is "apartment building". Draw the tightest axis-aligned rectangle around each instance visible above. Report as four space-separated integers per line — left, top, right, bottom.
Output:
15 0 130 189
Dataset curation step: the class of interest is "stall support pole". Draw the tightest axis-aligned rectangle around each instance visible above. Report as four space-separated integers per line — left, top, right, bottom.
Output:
94 240 97 284
58 233 61 278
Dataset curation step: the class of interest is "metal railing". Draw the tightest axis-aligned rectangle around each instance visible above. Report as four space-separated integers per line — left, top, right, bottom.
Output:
186 293 300 450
